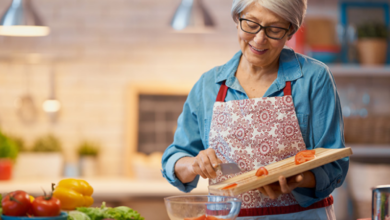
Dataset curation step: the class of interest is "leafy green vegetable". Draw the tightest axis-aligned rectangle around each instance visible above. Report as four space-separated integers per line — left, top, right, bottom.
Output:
76 202 144 220
68 211 91 220
104 206 144 220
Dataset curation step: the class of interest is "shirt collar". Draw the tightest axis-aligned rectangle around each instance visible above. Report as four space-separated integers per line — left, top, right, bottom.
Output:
215 47 303 90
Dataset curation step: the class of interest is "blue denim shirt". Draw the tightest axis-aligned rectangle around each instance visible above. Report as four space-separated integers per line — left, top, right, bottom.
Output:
161 47 349 208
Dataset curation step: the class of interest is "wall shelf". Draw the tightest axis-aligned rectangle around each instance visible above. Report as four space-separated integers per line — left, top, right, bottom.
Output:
329 64 390 77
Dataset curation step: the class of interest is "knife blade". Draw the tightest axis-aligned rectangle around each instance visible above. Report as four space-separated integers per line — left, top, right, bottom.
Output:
215 163 241 175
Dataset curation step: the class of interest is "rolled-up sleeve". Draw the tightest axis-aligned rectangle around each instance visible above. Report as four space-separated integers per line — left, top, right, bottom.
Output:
161 77 206 193
292 67 349 207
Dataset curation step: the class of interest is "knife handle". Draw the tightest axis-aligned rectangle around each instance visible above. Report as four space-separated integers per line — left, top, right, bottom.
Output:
214 164 221 171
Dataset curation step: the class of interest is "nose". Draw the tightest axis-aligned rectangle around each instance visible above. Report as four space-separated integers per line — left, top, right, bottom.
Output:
253 28 267 43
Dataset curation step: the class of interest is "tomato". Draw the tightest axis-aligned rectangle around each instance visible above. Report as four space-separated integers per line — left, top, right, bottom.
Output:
184 214 206 220
184 215 230 220
31 194 61 217
295 150 316 165
221 183 238 190
2 190 32 216
255 167 268 177
206 216 227 220
27 195 35 215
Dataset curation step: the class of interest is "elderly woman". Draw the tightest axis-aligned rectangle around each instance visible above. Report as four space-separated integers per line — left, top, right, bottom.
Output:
161 0 348 219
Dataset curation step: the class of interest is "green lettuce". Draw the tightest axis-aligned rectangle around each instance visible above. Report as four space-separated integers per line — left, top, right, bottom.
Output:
67 211 91 220
75 202 144 220
103 206 144 220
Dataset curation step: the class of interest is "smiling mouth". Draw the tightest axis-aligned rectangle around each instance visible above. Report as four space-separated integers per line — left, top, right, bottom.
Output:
249 44 267 52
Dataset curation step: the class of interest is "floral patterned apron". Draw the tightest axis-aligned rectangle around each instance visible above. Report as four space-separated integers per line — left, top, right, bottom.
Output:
208 81 334 218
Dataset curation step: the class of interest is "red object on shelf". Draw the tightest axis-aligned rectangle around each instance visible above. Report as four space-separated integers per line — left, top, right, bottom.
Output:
0 159 13 180
286 25 306 54
310 45 341 53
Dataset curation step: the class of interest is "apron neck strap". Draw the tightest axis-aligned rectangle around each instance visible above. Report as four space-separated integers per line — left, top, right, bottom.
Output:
216 80 292 102
216 81 228 102
284 81 292 96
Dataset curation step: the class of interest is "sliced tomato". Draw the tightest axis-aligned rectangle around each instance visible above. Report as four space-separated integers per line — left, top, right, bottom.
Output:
221 183 237 190
184 214 206 220
205 216 226 220
295 150 316 165
255 167 268 177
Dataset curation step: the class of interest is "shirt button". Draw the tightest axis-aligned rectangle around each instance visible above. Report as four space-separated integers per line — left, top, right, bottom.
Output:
337 179 341 184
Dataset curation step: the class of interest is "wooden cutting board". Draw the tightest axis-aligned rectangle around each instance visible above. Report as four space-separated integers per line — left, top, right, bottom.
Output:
208 147 353 196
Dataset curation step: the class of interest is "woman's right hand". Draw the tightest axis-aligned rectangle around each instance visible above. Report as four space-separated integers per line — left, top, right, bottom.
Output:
175 148 222 183
191 148 222 179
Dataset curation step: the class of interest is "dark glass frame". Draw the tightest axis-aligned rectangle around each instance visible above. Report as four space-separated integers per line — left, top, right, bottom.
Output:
239 18 291 40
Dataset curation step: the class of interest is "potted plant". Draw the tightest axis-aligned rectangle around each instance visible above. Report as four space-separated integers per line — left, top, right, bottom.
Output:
13 134 64 179
77 141 100 177
0 131 18 180
356 22 389 65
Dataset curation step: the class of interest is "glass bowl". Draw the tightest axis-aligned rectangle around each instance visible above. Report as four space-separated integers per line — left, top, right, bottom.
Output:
164 195 241 220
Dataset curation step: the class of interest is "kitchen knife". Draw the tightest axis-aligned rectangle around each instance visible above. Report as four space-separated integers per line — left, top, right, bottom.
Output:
215 163 241 175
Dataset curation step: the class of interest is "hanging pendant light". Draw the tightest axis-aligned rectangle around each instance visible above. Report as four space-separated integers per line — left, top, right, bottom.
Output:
42 66 61 123
171 0 215 33
0 0 50 37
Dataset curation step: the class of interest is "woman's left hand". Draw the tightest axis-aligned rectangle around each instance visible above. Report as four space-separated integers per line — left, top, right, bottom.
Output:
257 171 316 199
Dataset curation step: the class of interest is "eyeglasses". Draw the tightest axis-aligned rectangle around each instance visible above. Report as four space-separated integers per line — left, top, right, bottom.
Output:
239 18 291 40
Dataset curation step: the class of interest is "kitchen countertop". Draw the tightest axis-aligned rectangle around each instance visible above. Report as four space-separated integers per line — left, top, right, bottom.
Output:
2 145 387 200
0 177 210 200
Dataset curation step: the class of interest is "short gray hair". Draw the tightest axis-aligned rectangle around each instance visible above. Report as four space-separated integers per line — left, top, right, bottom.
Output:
231 0 307 36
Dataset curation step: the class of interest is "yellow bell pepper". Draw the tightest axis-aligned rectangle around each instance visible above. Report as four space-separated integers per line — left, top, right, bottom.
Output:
52 178 94 210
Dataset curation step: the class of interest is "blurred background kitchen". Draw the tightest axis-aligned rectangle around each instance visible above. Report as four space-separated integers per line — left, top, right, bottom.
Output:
0 0 389 219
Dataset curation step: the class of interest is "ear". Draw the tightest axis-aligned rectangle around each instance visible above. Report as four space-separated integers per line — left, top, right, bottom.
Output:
286 28 294 40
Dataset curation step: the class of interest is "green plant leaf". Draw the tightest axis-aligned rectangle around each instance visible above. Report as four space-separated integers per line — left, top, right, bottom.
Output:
0 131 18 160
357 22 389 39
77 141 100 157
32 134 62 152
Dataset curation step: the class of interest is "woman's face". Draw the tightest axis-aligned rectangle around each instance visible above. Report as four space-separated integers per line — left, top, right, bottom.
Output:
237 3 292 69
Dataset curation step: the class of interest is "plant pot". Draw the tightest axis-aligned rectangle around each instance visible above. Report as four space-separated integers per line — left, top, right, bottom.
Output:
357 39 388 65
13 152 64 179
79 156 98 177
0 158 12 180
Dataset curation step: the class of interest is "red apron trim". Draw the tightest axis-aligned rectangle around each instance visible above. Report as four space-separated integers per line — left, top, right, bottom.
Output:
283 81 292 96
216 80 292 102
238 195 333 217
216 81 229 102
